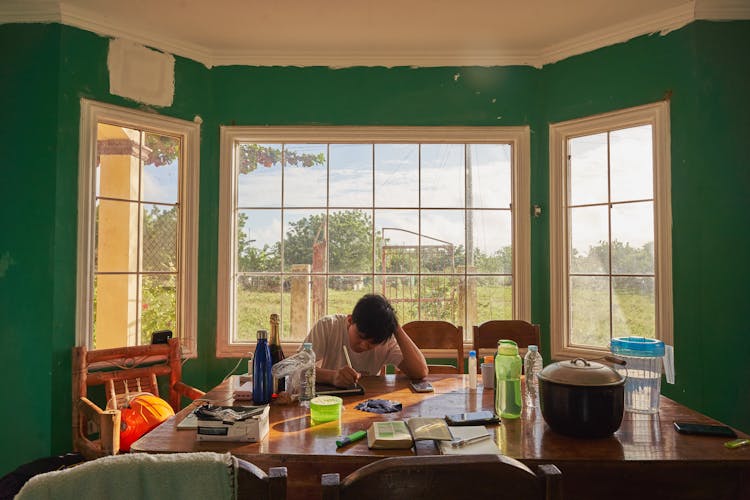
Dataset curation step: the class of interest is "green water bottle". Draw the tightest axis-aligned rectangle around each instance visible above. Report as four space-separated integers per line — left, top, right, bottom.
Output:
494 339 522 419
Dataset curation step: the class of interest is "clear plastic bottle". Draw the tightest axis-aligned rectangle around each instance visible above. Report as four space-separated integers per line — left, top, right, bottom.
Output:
299 342 316 406
523 345 543 408
494 339 522 419
468 350 477 390
252 329 272 405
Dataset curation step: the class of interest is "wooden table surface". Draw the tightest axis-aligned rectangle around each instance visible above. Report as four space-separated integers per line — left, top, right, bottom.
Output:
133 374 750 499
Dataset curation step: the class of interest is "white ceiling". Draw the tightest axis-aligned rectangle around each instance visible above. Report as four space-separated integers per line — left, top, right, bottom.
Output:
1 0 748 67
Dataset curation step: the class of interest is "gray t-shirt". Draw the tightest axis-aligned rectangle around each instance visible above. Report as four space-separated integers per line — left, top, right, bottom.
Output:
301 314 403 375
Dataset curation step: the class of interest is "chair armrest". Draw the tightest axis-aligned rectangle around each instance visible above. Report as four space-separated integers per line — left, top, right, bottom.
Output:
321 473 341 500
173 381 206 401
76 397 121 457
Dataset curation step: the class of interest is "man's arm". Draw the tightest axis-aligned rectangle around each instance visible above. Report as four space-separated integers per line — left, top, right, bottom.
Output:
394 326 429 380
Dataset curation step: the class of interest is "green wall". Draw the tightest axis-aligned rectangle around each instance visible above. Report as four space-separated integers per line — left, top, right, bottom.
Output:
1 20 747 477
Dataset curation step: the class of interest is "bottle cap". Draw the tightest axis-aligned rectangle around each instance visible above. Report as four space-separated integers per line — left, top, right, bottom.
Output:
497 339 519 356
469 350 476 358
302 342 312 350
484 355 494 364
256 329 268 339
528 345 538 352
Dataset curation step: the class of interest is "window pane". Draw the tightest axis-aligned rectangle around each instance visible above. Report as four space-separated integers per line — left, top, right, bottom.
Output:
420 210 465 273
238 209 281 272
611 125 653 202
570 276 610 348
420 275 461 322
328 276 373 315
96 199 139 273
236 276 282 343
283 144 327 207
237 143 282 208
468 144 510 208
469 210 511 274
375 275 419 323
611 201 654 275
328 209 373 273
421 144 464 208
142 204 177 272
283 209 325 271
142 133 179 204
473 275 513 323
612 276 655 338
569 205 609 274
97 123 140 200
330 144 372 207
140 274 176 345
376 209 419 274
569 133 608 206
93 273 138 349
375 144 418 207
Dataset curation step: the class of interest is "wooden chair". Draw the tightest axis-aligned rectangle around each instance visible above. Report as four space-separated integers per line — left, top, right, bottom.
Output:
473 320 541 360
72 338 205 459
402 320 464 374
15 452 287 500
321 454 562 500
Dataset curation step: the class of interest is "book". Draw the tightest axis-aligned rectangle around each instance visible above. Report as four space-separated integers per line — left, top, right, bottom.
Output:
367 417 453 449
232 374 253 400
438 426 498 455
315 382 365 397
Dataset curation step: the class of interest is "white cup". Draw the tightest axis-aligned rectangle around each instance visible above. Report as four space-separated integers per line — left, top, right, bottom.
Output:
481 363 495 389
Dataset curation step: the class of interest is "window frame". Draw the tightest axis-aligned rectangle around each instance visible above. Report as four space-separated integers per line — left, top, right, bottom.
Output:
549 101 673 360
217 126 531 357
76 98 200 356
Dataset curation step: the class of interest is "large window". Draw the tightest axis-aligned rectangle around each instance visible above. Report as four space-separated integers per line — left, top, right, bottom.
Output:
218 127 530 356
549 102 673 359
76 100 200 355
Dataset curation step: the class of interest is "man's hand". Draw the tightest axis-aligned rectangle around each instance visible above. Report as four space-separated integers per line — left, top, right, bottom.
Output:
333 366 361 387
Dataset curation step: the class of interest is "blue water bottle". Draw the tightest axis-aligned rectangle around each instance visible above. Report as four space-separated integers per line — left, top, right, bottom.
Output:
252 329 272 404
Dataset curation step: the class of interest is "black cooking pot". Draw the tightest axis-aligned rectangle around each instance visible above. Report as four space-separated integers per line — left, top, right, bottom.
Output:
538 358 625 438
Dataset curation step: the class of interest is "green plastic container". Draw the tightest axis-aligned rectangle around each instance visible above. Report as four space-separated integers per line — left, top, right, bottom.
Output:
495 340 522 419
310 395 342 424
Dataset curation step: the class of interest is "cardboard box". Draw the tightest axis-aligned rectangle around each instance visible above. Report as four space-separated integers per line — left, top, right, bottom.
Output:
195 404 270 442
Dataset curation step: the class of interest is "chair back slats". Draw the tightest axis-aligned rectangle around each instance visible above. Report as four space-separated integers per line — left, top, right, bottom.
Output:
402 321 464 374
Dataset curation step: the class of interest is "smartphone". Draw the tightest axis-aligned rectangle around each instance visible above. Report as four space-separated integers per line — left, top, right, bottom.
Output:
410 381 434 393
673 422 737 438
445 410 500 426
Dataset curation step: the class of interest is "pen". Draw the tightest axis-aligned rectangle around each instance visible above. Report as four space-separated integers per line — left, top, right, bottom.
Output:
450 434 492 448
336 429 367 448
342 345 353 368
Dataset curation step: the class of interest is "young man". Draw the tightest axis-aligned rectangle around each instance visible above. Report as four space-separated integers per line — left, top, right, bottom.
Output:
301 294 428 387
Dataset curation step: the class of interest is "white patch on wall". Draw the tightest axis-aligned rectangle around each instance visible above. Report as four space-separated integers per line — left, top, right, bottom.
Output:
108 38 175 107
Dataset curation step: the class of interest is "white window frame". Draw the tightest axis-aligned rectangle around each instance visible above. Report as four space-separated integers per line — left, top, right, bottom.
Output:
217 126 531 357
549 101 673 360
76 98 200 356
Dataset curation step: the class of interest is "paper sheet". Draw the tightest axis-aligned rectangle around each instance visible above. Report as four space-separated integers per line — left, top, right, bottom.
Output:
439 426 499 455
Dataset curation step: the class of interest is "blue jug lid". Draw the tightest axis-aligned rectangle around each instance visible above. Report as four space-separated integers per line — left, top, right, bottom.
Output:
610 336 664 357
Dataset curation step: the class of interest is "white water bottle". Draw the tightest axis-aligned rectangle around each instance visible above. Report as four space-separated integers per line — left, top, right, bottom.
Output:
523 345 543 408
468 350 477 390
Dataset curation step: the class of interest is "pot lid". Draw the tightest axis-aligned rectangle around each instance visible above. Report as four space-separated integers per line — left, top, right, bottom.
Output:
538 358 624 387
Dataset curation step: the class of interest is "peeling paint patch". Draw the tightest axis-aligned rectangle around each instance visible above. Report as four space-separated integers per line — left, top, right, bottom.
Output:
491 98 497 103
496 116 503 120
0 252 15 278
453 73 461 81
108 38 175 107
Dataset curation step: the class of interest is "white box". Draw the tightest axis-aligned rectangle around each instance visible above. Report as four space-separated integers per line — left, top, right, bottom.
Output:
196 404 270 442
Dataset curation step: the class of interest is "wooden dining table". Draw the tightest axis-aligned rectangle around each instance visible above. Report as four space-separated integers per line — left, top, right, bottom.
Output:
132 374 750 499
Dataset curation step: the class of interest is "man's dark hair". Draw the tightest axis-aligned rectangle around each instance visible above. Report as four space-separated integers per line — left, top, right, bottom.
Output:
351 294 398 344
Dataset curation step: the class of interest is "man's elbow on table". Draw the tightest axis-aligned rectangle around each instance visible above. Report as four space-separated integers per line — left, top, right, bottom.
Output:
398 359 429 380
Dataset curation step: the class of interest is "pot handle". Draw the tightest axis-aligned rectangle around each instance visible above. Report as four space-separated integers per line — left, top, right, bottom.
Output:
570 358 590 367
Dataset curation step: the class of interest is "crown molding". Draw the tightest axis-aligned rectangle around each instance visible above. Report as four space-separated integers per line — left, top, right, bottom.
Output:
695 0 750 19
2 0 749 68
540 2 695 66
